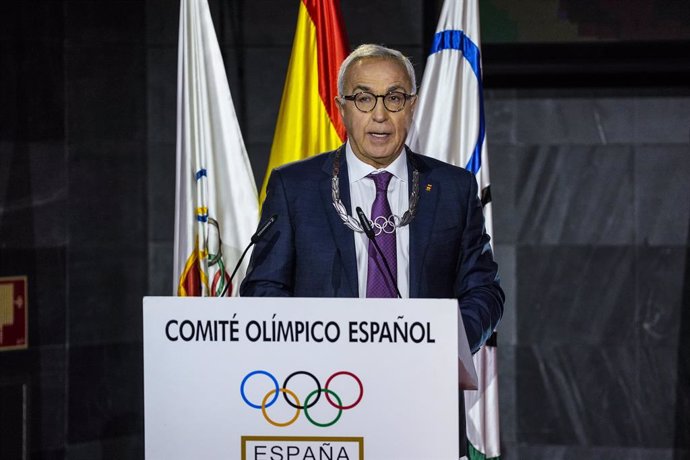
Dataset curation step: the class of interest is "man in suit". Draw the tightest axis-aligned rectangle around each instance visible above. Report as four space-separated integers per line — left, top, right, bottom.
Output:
240 44 503 454
241 43 503 351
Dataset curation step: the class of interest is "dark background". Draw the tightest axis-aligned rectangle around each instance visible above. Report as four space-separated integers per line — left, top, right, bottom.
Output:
0 0 688 459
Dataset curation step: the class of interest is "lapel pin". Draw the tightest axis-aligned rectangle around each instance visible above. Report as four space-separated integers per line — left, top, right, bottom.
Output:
425 184 433 192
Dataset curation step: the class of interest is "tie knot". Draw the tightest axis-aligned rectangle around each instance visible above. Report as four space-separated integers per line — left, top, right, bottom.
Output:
368 171 393 192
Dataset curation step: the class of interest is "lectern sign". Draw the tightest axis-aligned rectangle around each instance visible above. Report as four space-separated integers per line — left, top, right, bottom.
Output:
144 297 466 459
0 276 28 351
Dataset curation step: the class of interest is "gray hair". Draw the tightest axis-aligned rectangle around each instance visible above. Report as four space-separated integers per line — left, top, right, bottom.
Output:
337 44 417 96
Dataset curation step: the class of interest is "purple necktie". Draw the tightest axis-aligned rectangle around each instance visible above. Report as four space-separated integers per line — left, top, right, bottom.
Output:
366 171 398 298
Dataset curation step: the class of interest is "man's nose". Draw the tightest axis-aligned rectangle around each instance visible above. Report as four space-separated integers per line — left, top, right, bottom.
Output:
371 98 388 121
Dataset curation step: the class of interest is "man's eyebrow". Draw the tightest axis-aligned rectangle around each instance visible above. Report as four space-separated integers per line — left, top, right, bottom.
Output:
350 84 408 94
351 84 372 93
386 84 407 92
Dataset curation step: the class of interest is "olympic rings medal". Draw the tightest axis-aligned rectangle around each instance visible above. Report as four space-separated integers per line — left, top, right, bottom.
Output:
372 215 396 236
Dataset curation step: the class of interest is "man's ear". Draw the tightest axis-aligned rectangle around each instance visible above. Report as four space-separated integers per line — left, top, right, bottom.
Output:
335 96 345 117
409 94 418 112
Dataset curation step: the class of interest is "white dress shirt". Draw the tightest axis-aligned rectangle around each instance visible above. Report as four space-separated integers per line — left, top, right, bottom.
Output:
345 142 410 298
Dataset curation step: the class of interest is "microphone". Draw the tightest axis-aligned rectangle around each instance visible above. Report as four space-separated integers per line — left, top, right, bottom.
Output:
220 214 278 296
355 207 401 298
356 206 376 240
251 214 278 243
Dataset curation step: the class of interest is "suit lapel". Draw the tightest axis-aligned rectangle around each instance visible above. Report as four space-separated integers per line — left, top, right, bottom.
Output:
408 150 438 298
319 147 358 296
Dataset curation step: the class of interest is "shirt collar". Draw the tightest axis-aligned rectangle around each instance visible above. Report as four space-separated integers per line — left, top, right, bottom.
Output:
345 141 408 184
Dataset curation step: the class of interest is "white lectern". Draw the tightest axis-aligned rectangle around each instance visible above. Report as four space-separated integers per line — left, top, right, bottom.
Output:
144 297 477 460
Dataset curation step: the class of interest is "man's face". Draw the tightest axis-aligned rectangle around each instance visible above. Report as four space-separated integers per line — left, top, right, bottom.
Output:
337 57 416 168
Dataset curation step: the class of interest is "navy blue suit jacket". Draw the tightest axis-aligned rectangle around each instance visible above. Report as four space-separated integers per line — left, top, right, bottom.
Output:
240 146 504 353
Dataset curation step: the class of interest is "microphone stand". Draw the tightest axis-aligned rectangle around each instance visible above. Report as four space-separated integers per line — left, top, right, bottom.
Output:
219 214 278 297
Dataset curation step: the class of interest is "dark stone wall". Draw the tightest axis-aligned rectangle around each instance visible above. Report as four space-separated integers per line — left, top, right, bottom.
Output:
488 88 690 459
1 1 147 458
0 1 688 459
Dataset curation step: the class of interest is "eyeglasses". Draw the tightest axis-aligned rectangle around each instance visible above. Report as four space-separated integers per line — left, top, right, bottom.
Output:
340 91 416 113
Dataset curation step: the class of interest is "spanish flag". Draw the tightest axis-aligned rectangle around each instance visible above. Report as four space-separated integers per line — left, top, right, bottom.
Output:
260 0 349 202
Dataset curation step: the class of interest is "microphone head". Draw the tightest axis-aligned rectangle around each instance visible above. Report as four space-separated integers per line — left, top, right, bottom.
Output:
251 214 278 244
355 207 375 240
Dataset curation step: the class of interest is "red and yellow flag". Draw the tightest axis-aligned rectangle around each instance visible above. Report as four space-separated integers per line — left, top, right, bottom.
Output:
260 0 349 202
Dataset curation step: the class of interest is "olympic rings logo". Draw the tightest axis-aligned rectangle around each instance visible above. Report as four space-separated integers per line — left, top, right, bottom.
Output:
372 215 397 236
240 370 363 428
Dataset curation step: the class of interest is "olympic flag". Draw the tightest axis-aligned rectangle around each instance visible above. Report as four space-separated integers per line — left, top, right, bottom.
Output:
260 0 349 203
173 0 258 296
407 0 500 458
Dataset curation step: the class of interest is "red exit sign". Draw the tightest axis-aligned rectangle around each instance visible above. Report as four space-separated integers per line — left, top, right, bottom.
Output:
0 276 28 351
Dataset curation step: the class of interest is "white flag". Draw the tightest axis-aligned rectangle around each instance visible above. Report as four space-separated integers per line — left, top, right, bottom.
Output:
408 0 500 458
173 0 259 297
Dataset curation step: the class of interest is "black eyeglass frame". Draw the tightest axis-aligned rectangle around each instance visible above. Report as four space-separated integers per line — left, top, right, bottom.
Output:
340 91 416 113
